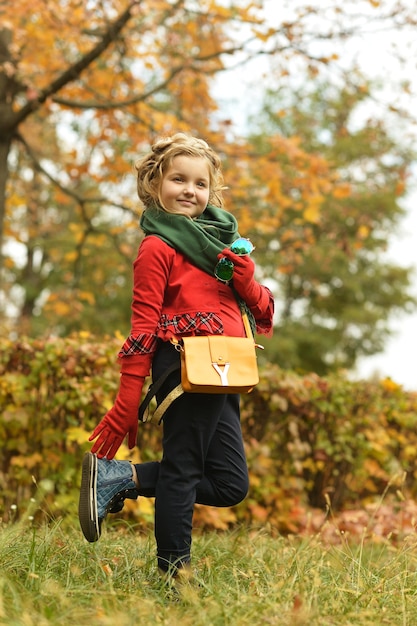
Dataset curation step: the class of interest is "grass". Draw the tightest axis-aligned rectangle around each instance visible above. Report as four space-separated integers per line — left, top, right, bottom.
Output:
2 512 417 626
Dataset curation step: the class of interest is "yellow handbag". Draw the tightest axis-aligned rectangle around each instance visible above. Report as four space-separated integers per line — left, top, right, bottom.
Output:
139 313 263 424
172 312 262 394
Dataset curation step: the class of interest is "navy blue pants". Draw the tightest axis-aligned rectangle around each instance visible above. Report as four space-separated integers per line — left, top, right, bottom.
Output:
134 341 249 573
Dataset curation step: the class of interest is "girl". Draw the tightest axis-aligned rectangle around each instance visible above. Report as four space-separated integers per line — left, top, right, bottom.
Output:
78 133 274 577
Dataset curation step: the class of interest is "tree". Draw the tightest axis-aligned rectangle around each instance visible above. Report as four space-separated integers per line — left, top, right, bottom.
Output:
241 78 416 373
1 0 416 343
0 0 260 333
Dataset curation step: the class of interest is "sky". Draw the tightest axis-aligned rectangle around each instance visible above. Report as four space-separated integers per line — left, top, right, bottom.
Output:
214 0 417 390
333 3 417 391
354 194 417 391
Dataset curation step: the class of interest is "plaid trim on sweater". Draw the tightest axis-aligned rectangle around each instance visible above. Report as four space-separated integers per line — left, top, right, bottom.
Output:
118 333 158 358
158 312 223 335
118 312 224 359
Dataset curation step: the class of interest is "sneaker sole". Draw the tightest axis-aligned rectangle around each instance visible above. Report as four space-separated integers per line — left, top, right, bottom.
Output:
78 452 100 542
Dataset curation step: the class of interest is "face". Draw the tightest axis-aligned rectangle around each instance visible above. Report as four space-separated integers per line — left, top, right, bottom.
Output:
159 155 210 218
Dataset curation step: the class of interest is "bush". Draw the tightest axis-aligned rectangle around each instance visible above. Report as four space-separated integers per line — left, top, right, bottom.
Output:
237 368 417 532
1 334 417 534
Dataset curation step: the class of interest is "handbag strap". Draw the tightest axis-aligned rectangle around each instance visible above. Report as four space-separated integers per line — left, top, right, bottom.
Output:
138 362 180 423
241 311 253 339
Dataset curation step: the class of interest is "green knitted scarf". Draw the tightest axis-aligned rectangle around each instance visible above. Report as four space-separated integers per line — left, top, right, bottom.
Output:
140 205 256 334
140 204 239 274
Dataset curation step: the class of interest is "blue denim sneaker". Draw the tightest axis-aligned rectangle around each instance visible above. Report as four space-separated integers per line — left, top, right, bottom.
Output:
78 452 138 542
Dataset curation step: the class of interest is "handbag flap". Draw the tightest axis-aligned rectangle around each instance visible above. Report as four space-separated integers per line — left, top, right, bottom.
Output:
207 335 230 364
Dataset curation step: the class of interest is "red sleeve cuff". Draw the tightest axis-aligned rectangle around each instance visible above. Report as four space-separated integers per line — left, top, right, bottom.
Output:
248 286 275 337
118 352 153 377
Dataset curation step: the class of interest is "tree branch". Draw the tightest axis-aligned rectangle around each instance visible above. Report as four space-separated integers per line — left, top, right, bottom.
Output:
52 63 184 110
16 132 136 214
50 35 291 111
10 1 141 128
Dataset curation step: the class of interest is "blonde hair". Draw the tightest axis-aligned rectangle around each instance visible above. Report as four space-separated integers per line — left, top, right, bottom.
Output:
135 133 225 209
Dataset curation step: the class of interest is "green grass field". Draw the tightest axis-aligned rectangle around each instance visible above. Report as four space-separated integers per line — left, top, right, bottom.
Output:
2 510 417 626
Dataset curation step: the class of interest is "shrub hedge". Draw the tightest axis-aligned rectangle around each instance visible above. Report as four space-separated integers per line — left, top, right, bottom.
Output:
1 334 417 534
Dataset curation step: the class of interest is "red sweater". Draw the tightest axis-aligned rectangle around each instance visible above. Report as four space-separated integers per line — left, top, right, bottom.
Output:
119 235 274 377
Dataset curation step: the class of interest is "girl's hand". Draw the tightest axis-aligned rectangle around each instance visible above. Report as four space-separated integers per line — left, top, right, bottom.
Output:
218 249 262 307
89 373 144 460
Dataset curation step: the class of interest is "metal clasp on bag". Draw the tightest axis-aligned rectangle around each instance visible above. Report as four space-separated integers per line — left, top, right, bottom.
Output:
170 337 184 352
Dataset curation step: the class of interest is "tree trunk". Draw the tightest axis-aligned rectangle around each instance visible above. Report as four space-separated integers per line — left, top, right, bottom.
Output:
0 27 20 272
0 137 11 270
0 4 139 270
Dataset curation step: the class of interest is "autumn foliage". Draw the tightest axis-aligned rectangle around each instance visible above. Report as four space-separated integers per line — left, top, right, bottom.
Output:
1 1 416 376
2 2 417 551
1 334 417 540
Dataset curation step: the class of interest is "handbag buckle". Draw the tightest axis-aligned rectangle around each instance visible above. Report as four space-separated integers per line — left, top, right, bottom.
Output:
212 362 230 386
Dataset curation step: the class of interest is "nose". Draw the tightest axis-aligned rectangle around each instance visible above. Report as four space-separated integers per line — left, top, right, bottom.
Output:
183 182 196 196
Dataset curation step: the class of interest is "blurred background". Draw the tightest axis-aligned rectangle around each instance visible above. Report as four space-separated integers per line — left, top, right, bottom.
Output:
1 0 416 387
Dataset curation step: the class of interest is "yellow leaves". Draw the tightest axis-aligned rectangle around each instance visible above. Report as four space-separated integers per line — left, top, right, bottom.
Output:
362 459 389 486
280 229 298 245
264 176 283 202
357 224 370 240
11 452 43 469
237 206 254 234
66 426 90 445
64 250 78 263
51 300 72 317
403 444 417 460
79 291 95 306
114 329 126 343
68 223 86 245
3 257 16 270
381 378 402 392
363 426 392 460
302 203 321 224
44 289 96 319
136 497 155 520
255 213 282 235
251 27 277 43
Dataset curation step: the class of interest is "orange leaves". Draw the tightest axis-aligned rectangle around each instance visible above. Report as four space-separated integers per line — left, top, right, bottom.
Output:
44 294 75 318
193 504 237 531
395 179 406 196
332 182 351 199
222 131 339 269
